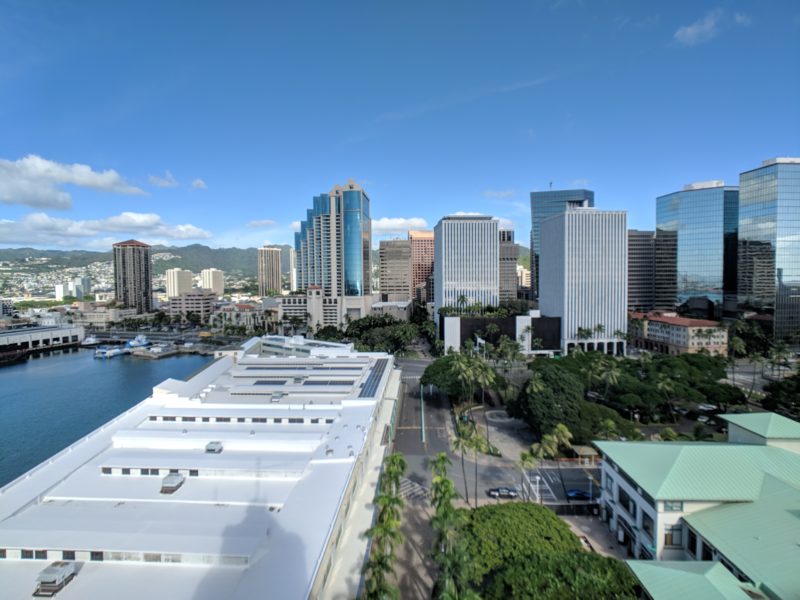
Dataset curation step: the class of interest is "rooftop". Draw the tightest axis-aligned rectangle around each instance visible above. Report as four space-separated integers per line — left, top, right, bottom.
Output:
721 412 800 440
630 311 721 328
112 239 150 247
682 179 726 191
626 561 759 600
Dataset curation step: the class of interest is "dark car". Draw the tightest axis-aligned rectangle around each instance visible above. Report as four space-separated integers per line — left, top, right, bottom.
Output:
566 489 592 501
487 487 518 499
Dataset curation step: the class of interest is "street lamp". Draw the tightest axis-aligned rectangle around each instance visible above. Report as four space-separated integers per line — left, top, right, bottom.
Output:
534 475 541 504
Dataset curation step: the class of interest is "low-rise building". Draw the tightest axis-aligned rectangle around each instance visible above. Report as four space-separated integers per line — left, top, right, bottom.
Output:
71 306 145 330
279 287 376 330
371 300 411 321
166 289 217 323
629 311 728 355
209 302 279 333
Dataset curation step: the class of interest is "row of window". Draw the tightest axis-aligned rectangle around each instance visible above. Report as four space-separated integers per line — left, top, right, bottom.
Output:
1 549 101 561
148 415 333 424
101 467 199 477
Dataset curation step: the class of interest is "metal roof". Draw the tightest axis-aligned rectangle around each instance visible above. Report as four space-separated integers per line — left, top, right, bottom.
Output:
626 561 758 600
721 413 800 440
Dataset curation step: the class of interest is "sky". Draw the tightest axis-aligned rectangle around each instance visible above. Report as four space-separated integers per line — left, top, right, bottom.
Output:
0 0 798 251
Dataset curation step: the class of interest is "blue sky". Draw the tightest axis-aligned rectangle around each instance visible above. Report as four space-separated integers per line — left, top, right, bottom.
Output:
1 0 798 250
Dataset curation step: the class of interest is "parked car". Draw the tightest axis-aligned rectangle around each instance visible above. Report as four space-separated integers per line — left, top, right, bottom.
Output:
487 487 518 499
34 561 76 597
566 489 592 501
205 441 223 454
697 415 710 424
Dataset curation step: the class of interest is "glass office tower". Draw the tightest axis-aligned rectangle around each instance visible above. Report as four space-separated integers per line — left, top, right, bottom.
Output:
654 181 739 318
529 189 594 298
738 158 800 341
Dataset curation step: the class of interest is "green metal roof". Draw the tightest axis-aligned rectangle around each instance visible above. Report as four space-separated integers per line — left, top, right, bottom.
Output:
594 441 800 501
683 475 800 600
626 561 758 600
721 413 800 440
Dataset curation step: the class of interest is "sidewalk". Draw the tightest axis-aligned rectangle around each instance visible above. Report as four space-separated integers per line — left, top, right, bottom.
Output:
561 515 629 559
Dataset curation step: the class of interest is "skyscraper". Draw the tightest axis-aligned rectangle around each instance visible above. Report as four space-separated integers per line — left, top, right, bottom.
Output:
434 215 499 317
294 180 372 297
539 208 627 355
165 268 193 298
738 157 800 341
409 230 434 302
655 181 739 318
285 248 297 292
379 239 412 301
498 229 518 302
113 240 152 314
529 189 594 298
628 230 655 312
258 247 282 297
201 268 225 297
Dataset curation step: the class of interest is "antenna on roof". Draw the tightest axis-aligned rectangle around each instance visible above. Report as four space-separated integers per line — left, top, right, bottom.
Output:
549 181 553 189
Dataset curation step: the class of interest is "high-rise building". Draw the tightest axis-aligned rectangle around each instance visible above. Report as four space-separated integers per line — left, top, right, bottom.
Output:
258 247 282 297
655 181 739 318
379 239 412 302
54 284 66 301
112 240 152 314
409 230 434 302
539 208 627 355
295 180 372 297
516 264 531 288
738 158 800 341
285 247 297 292
434 215 499 317
529 189 594 298
628 230 656 312
165 268 194 298
201 268 225 297
498 229 519 303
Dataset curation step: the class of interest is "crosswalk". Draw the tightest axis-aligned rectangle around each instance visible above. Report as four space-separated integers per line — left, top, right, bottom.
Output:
398 477 430 501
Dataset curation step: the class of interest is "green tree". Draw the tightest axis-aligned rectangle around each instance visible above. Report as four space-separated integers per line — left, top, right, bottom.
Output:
729 335 746 384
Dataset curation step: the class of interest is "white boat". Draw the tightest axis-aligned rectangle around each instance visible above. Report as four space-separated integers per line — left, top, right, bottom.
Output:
81 336 100 347
94 346 127 359
126 334 150 348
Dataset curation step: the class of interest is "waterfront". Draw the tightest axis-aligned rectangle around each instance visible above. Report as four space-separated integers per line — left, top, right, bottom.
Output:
0 348 212 487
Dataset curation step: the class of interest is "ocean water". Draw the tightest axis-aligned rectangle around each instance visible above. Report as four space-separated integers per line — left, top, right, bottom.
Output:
0 348 212 487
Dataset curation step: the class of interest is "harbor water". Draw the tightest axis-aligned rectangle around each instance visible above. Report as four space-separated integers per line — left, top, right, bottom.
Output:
0 348 212 487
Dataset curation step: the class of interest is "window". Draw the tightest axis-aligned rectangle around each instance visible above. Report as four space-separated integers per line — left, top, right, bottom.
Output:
641 513 654 540
252 418 266 423
0 549 6 559
189 470 199 477
169 469 179 474
140 468 149 476
289 418 303 424
687 529 698 557
35 550 48 559
664 526 683 547
663 501 683 511
62 550 75 560
311 418 320 424
163 416 176 422
326 418 334 424
149 416 157 421
702 542 714 561
150 469 159 476
182 417 196 422
22 549 33 559
202 417 210 422
617 487 637 519
144 553 162 563
237 418 246 423
216 417 230 423
101 467 112 475
90 551 104 562
274 418 282 424
122 468 131 475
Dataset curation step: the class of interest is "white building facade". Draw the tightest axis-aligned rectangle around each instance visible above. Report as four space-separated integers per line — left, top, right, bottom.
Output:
539 208 628 355
200 268 225 297
165 268 193 299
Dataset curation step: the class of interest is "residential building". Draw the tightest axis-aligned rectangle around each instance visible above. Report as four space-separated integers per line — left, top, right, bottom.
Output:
165 268 194 298
655 181 739 319
257 247 282 297
54 284 67 301
597 412 800 599
200 268 225 297
166 289 217 323
529 189 594 298
516 264 531 289
0 335 400 600
738 157 800 341
286 247 297 292
433 215 499 318
295 179 372 297
409 229 434 303
0 298 13 316
539 208 627 355
112 239 153 314
379 239 412 302
498 229 518 302
629 311 727 356
628 230 655 312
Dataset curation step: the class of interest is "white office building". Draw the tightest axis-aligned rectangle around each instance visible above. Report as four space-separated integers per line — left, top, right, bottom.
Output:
539 208 627 355
0 336 400 600
200 268 225 297
257 247 282 297
165 268 194 299
434 215 499 318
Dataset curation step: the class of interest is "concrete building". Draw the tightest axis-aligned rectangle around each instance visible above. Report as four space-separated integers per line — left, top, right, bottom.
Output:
379 239 412 302
278 286 375 330
257 247 282 297
54 284 67 302
597 412 800 599
286 247 297 292
209 302 279 334
629 311 728 356
166 289 217 323
530 189 594 298
0 325 85 361
409 230 434 303
371 300 411 321
539 208 627 355
628 230 655 312
165 268 194 299
113 240 153 314
516 264 531 289
1 298 13 316
71 307 143 331
0 335 400 600
434 215 499 318
498 229 519 303
200 268 225 297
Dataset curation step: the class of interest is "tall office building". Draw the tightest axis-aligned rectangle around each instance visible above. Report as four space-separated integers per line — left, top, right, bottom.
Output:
295 180 372 297
434 215 499 317
530 189 594 298
113 240 152 314
409 230 434 302
285 247 297 292
738 158 800 341
628 230 655 312
655 181 739 318
498 229 519 302
200 268 225 297
258 247 282 297
165 268 194 298
379 239 412 301
539 209 627 355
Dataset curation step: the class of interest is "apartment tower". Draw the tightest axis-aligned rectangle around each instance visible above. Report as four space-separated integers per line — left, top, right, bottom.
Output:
409 230 434 303
379 239 412 302
112 239 152 314
258 247 282 297
165 268 193 298
200 268 225 297
499 229 519 302
628 230 656 312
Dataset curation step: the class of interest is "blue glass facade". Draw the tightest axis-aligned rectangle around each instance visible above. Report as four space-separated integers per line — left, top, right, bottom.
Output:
529 189 594 298
342 189 370 296
738 160 800 340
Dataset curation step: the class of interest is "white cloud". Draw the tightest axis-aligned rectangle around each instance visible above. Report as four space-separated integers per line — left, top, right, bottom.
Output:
372 217 428 234
734 12 752 26
0 154 146 209
291 221 301 232
0 211 211 247
191 178 207 190
452 211 485 216
484 189 516 199
674 9 724 45
497 217 515 230
247 219 277 228
148 170 179 188
570 178 590 188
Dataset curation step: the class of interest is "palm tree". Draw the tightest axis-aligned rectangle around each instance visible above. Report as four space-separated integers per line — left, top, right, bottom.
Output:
600 359 621 400
596 418 618 440
451 433 471 507
729 335 746 384
472 358 496 446
660 427 679 442
456 294 468 315
518 450 539 500
656 375 677 422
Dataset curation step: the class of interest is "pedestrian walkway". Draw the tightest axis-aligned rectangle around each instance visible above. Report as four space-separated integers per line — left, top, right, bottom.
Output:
399 477 430 501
